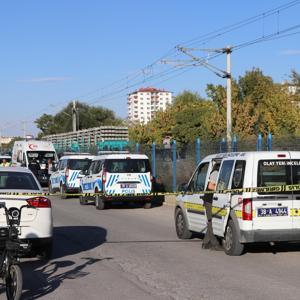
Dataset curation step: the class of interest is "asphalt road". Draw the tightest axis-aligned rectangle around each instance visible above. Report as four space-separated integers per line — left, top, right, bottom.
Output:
13 196 300 299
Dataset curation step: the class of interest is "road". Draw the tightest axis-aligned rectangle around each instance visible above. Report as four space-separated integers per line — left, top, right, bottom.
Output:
15 196 300 300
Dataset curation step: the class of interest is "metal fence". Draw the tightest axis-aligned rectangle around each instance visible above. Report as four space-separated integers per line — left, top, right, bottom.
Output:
53 133 300 193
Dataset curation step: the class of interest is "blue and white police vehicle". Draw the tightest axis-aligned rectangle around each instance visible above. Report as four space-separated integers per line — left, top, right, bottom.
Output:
49 154 94 199
80 153 153 209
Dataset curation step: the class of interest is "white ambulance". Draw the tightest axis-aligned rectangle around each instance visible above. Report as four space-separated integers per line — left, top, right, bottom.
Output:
80 153 153 209
12 140 58 186
175 151 300 256
49 154 94 199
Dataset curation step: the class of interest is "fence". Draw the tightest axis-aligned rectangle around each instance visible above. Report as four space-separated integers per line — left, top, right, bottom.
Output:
52 133 300 193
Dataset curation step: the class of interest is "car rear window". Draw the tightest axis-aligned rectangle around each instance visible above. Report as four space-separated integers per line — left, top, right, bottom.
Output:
0 172 39 190
257 160 300 193
105 159 150 173
67 159 92 171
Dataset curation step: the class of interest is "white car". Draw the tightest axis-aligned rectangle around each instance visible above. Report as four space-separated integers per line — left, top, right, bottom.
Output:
0 167 53 259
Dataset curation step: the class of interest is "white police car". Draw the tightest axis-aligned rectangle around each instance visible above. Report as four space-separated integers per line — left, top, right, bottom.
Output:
49 154 94 198
175 151 300 255
80 153 153 209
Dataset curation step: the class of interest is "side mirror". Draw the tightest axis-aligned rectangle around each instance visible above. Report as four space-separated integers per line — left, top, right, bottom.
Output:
178 183 188 192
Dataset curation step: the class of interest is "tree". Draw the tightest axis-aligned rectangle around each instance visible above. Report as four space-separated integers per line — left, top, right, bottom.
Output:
35 102 124 136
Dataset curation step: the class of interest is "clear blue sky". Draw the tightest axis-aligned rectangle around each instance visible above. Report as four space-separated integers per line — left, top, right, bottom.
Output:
0 0 299 136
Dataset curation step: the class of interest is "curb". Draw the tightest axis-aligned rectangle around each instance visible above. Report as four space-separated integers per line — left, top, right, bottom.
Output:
163 194 176 206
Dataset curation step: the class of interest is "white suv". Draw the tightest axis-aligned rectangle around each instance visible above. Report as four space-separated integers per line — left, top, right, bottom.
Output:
0 167 53 259
175 151 300 255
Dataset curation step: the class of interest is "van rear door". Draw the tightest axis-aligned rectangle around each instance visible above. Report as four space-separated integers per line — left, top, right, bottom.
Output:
252 152 293 230
104 158 151 195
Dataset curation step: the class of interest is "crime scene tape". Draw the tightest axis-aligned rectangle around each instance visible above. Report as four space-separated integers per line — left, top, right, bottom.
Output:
0 183 300 197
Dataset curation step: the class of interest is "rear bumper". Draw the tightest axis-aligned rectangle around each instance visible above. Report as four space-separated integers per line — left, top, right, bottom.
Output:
240 229 300 243
66 187 80 193
103 194 153 202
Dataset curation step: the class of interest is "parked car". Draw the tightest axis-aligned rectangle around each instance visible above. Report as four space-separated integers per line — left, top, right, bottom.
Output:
49 154 94 198
175 151 300 256
80 153 153 209
0 167 53 259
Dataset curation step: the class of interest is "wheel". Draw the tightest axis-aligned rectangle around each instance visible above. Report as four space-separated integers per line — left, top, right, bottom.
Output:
175 208 192 239
5 264 23 300
60 184 67 199
79 189 88 205
48 181 55 194
143 202 152 209
223 219 244 256
95 195 106 210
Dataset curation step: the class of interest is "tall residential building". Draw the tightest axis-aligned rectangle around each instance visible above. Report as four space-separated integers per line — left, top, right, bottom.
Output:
127 87 173 124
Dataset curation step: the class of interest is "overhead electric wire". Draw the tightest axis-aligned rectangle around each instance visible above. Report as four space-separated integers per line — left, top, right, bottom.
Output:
51 0 300 111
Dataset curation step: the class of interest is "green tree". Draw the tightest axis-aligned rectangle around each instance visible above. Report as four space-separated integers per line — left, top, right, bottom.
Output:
35 102 124 136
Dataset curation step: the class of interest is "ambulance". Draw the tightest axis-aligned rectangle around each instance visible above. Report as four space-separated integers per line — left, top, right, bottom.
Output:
12 140 58 186
80 153 153 209
49 154 94 199
175 151 300 255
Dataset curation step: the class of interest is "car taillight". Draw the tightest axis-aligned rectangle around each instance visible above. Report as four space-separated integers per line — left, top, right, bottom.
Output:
27 197 51 208
65 168 69 178
102 169 107 184
242 198 252 221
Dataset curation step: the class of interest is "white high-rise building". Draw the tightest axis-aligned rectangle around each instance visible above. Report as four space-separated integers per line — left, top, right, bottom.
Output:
127 87 173 124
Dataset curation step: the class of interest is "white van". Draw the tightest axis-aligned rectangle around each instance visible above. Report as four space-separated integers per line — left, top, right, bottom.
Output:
12 140 58 186
175 151 300 256
49 154 94 199
80 153 153 209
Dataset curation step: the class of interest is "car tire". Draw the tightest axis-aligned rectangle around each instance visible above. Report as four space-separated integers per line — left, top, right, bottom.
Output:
175 208 192 239
223 219 244 256
95 195 106 210
143 202 152 209
60 184 67 199
49 181 55 194
79 195 88 205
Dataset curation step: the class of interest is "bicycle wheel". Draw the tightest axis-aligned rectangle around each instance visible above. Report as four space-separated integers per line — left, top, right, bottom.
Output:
5 264 22 300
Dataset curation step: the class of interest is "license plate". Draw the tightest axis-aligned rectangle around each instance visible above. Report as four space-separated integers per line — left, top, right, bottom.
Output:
257 207 288 217
120 183 137 188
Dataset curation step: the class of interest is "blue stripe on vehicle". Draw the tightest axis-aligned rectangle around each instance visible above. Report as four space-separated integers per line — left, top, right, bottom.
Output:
141 175 147 187
106 175 113 187
144 175 150 187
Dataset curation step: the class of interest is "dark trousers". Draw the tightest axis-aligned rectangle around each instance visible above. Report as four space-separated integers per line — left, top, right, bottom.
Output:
203 201 219 246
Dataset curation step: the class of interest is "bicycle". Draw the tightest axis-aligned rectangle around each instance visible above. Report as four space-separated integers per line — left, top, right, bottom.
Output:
0 202 33 300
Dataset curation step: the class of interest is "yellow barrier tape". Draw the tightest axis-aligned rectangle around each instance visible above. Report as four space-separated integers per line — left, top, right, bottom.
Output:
0 183 300 197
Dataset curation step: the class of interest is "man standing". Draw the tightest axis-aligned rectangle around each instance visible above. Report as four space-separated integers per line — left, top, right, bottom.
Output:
202 162 223 250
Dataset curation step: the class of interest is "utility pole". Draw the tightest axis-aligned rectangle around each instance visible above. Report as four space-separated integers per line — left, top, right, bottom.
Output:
21 121 26 138
166 46 233 151
72 100 77 132
225 46 232 150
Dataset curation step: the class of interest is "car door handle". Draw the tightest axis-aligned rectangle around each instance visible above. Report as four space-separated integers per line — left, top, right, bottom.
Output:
213 197 218 201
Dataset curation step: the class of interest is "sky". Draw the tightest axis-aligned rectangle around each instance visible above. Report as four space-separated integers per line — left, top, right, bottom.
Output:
0 0 299 137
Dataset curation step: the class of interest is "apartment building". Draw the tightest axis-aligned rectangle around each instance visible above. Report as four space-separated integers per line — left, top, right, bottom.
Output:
128 87 173 124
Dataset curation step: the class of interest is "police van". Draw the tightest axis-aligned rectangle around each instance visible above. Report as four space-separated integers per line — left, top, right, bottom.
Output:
49 154 94 199
175 151 300 256
80 153 153 209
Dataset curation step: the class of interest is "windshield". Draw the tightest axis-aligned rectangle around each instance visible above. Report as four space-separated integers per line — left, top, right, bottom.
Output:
67 159 92 171
0 157 11 163
0 171 39 190
257 160 300 193
27 151 56 164
105 159 150 173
